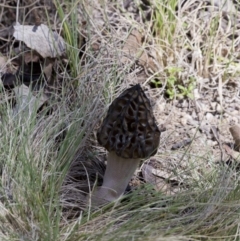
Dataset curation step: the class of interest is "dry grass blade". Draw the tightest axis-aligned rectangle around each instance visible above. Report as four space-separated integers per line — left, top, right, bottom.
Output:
1 0 240 241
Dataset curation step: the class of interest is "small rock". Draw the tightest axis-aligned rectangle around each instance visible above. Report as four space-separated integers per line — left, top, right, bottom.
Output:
231 117 239 124
181 100 188 108
231 110 239 116
200 122 210 134
207 140 217 146
193 88 201 100
187 118 199 127
210 102 217 110
200 103 209 112
191 111 197 119
157 103 166 112
216 103 222 113
205 112 214 122
165 124 172 130
180 117 187 126
184 113 192 121
211 102 222 113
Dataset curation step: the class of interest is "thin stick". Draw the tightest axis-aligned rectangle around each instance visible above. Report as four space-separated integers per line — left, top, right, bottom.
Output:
16 0 20 23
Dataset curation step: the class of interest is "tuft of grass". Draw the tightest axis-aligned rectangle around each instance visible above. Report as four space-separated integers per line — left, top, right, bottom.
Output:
153 0 178 46
54 0 83 81
150 0 240 99
0 79 103 240
76 166 240 240
151 0 198 99
2 0 240 241
150 66 196 99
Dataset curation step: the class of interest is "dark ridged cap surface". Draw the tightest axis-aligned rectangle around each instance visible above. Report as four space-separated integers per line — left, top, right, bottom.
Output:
97 84 160 159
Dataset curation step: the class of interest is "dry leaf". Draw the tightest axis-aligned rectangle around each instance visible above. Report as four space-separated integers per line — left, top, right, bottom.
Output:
141 162 181 195
223 144 240 162
43 59 53 82
23 52 41 63
13 84 47 116
14 23 65 58
229 125 240 151
121 29 156 71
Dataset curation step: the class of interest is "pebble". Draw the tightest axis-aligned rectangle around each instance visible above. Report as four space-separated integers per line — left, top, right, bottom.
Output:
210 102 222 113
216 103 222 113
193 88 201 100
205 112 214 122
231 110 239 116
200 123 210 134
180 117 187 126
157 103 166 113
190 110 197 119
210 102 217 110
207 140 217 146
181 100 188 108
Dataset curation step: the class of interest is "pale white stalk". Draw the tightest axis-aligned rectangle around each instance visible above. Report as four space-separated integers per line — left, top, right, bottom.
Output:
90 151 141 206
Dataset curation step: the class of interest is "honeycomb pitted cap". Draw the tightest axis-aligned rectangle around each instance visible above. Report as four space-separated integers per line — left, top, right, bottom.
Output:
97 84 160 159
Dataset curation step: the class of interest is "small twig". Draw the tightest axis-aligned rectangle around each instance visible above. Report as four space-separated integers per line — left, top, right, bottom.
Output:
171 138 192 150
0 1 40 9
16 0 20 23
229 125 240 151
210 126 224 161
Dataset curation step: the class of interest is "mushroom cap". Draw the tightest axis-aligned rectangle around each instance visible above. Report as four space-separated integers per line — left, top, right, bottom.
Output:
97 84 160 159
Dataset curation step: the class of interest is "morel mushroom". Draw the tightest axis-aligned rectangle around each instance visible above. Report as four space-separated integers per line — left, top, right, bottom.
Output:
91 84 160 206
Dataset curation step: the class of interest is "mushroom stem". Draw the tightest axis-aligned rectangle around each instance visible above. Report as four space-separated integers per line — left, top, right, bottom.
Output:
91 151 140 206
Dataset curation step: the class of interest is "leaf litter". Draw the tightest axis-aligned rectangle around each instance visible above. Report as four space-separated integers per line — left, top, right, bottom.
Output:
1 0 240 239
13 23 66 58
